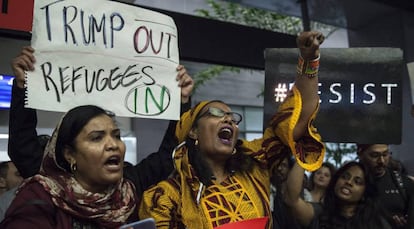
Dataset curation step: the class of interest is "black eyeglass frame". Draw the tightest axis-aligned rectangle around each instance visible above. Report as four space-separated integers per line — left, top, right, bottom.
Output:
196 107 243 125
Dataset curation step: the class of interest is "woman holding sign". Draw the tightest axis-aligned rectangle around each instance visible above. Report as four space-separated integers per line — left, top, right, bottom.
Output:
1 104 138 228
138 31 326 229
0 47 194 228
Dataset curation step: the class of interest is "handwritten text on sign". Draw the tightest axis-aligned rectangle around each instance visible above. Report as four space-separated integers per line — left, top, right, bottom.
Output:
26 0 180 120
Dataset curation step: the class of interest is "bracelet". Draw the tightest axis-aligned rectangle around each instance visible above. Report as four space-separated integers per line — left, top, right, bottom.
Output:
297 55 320 78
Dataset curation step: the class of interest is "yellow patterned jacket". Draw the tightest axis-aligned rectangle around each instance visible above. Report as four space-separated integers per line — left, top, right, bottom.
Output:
139 86 325 229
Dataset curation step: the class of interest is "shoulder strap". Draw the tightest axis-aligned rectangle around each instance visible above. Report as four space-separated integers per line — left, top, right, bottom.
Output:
389 168 408 203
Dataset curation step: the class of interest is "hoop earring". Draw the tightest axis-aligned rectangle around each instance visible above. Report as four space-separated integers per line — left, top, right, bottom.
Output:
195 139 199 146
70 162 77 173
232 148 237 155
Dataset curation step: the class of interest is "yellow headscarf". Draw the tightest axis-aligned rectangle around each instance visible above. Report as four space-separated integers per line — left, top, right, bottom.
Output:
175 100 212 143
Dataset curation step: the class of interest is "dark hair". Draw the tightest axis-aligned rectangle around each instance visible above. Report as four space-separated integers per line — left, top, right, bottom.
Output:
55 105 114 172
356 144 372 154
37 134 51 152
269 147 295 186
319 161 385 229
0 161 11 179
308 162 336 191
185 137 253 186
274 147 295 169
187 101 253 186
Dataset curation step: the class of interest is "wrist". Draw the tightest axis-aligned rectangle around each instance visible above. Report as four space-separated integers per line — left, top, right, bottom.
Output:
181 96 190 104
296 55 320 78
14 78 25 89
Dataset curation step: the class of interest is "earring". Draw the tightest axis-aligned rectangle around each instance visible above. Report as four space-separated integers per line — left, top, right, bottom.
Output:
232 148 237 155
195 139 199 146
70 162 77 173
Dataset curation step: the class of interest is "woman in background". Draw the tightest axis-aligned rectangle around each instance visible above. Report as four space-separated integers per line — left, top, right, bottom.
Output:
304 162 336 203
285 161 390 229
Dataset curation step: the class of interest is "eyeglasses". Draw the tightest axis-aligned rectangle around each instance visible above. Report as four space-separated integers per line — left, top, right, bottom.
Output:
197 107 243 125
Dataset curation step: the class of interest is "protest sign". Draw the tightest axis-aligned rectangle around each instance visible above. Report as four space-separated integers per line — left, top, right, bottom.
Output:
26 0 180 120
264 48 403 144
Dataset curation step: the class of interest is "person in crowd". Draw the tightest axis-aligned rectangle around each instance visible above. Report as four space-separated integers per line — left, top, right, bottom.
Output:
357 144 414 229
0 135 50 221
270 149 302 229
270 148 293 211
2 46 193 227
285 160 391 229
138 31 326 229
304 162 336 203
0 162 7 195
1 105 139 228
6 46 194 198
0 161 23 196
0 163 5 196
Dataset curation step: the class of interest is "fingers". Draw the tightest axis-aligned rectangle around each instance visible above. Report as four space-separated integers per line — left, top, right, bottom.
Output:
12 46 36 72
11 46 35 88
392 214 408 226
297 31 324 48
176 65 193 87
179 74 193 88
176 64 186 81
297 31 323 60
21 46 35 59
316 33 325 45
308 32 324 47
176 65 194 103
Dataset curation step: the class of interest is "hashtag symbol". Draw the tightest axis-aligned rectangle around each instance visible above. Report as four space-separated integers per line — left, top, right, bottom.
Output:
274 83 288 102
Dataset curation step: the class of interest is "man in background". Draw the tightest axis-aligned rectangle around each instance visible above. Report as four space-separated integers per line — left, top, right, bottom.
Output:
0 160 24 221
0 134 50 221
358 144 414 229
0 161 22 196
270 149 302 229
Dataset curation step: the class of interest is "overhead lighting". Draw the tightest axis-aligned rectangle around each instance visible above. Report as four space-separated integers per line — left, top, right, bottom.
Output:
0 134 8 139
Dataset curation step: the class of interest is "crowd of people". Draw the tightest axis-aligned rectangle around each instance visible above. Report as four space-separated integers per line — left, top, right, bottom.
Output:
0 30 413 229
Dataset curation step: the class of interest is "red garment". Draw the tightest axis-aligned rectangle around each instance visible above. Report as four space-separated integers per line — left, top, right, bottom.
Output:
1 181 140 229
1 105 138 228
2 182 78 229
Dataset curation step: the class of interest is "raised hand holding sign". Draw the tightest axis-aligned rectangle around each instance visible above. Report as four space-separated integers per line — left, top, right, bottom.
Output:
27 0 181 120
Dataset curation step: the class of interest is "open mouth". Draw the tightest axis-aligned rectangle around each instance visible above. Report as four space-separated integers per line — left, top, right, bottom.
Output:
340 187 351 195
375 166 385 171
104 155 122 170
218 127 233 145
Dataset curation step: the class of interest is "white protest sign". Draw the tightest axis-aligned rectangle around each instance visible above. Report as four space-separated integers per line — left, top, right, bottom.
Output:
27 0 180 120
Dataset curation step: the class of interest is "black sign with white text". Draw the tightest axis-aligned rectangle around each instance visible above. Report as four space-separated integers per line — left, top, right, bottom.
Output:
264 48 403 144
